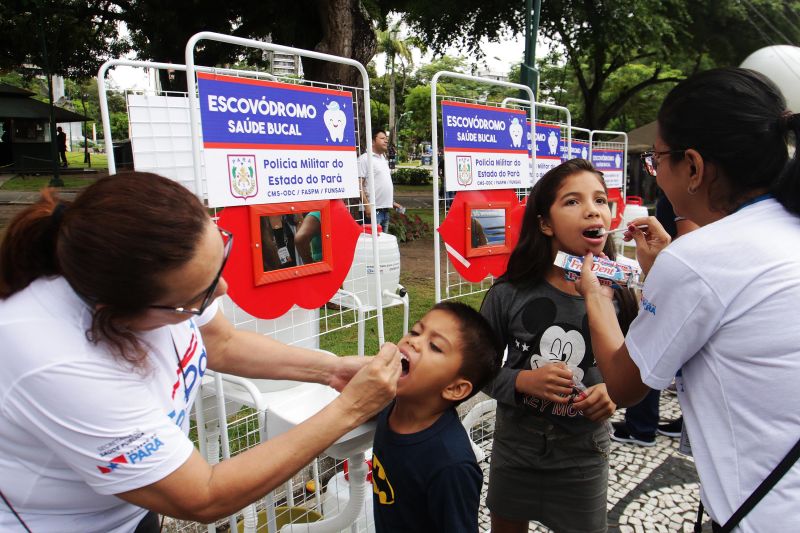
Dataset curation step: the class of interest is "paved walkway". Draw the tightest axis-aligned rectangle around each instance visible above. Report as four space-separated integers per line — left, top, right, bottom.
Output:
474 392 708 533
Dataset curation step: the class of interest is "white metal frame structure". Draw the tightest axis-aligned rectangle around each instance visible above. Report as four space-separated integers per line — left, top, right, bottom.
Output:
431 72 536 302
185 32 385 345
501 97 573 159
589 129 629 201
97 60 277 177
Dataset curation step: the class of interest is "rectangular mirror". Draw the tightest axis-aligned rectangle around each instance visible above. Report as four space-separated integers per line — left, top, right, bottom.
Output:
249 201 332 285
465 202 512 258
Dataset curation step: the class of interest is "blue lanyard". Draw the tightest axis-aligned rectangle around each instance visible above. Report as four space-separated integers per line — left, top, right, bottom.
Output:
733 193 772 214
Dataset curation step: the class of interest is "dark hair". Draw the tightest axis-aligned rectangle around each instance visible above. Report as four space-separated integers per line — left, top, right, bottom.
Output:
431 301 500 404
502 158 638 332
0 172 210 365
658 67 800 215
372 129 387 140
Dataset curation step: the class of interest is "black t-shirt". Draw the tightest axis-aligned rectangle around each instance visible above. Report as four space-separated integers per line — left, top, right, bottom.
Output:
371 404 481 532
481 280 607 435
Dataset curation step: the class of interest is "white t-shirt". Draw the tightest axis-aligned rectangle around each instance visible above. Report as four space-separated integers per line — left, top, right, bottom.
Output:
358 151 394 209
0 276 218 532
627 198 800 532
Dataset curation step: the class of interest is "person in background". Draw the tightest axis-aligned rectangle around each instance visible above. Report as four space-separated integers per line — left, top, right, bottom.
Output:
56 126 68 167
576 67 800 532
358 129 404 232
0 172 401 532
372 302 499 532
610 193 698 446
295 211 323 264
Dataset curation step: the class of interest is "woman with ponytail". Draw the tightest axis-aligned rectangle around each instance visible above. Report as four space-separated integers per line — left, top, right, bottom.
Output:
0 173 401 531
576 68 800 532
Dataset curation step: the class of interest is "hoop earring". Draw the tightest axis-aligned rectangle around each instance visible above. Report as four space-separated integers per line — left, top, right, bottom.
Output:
687 187 697 195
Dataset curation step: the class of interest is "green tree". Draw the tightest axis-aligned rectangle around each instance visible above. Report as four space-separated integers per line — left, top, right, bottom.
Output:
376 22 420 145
536 0 800 129
115 0 380 89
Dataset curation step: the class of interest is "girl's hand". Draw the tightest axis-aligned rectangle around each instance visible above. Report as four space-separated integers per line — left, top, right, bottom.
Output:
328 355 372 392
515 363 574 404
625 216 671 275
572 383 616 421
574 252 614 300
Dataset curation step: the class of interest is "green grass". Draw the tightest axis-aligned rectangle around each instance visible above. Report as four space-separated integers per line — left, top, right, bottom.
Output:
65 151 108 169
319 237 485 355
318 277 486 355
0 174 100 191
394 184 432 194
0 152 107 191
405 207 433 227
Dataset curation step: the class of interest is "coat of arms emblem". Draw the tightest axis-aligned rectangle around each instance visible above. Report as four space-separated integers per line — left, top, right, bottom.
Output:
228 155 258 200
456 155 473 186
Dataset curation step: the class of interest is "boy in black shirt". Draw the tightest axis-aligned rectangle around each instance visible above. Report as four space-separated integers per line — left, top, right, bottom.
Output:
371 302 500 532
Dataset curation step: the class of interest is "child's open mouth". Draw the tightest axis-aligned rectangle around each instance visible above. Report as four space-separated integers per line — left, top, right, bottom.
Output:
582 227 606 239
400 355 410 376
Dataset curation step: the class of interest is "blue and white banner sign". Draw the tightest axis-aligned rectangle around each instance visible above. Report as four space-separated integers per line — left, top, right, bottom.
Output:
441 101 531 191
533 122 562 180
591 149 624 189
560 139 590 162
198 73 358 207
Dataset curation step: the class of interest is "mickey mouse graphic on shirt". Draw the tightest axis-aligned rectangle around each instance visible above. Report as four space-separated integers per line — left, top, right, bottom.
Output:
512 297 595 416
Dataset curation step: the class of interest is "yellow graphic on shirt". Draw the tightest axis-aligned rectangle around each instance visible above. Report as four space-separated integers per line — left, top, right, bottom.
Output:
371 453 395 504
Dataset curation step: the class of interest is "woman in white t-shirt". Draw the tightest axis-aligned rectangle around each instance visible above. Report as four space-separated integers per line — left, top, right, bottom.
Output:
0 172 402 532
575 68 800 532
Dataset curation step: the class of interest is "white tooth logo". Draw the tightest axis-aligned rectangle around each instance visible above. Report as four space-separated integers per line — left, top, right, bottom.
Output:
581 147 588 160
615 154 621 168
509 117 523 148
547 131 559 155
323 101 346 142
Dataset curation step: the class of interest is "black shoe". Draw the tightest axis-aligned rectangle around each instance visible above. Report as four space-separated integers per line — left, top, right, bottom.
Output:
610 421 655 447
657 418 682 438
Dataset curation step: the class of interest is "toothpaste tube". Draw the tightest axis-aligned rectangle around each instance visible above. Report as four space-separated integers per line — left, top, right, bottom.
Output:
554 251 643 289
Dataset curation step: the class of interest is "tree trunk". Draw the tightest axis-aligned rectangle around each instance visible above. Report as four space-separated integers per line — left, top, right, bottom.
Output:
303 0 376 88
389 56 396 143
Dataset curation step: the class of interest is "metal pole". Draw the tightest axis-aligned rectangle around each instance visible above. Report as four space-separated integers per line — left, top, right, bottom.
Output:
39 18 63 187
520 0 542 101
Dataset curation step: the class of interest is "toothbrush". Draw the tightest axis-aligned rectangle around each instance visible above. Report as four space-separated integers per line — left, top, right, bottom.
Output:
602 224 648 236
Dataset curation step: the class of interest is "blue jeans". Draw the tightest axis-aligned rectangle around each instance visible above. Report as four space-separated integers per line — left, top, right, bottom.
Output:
624 388 660 438
375 208 390 232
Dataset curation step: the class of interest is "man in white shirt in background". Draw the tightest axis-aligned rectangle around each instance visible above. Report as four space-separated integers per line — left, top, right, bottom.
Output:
358 129 404 232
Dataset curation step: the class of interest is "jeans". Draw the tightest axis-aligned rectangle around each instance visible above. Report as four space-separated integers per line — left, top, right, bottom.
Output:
375 208 390 232
624 388 660 438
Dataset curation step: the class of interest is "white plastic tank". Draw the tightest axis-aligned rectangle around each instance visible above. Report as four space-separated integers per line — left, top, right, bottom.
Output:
342 226 401 309
619 197 649 249
321 458 375 533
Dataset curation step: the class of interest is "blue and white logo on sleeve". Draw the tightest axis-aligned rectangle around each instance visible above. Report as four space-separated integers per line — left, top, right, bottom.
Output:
198 73 359 206
441 101 531 191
